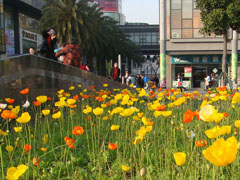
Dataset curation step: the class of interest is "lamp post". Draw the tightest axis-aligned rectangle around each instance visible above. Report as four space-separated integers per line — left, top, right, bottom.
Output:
231 30 238 87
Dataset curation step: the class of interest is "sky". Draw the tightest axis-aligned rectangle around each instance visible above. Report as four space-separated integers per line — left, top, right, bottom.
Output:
122 0 159 24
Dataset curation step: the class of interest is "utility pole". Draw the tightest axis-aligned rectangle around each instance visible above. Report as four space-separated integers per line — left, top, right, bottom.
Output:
159 0 166 87
231 30 238 87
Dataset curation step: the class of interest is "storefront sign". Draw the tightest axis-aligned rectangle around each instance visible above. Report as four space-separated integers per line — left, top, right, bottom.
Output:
184 67 192 77
171 55 231 64
22 30 37 42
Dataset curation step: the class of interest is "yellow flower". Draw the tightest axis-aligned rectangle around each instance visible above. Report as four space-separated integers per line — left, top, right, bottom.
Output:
58 89 64 94
202 136 238 166
199 105 219 122
42 109 50 116
16 112 31 124
174 152 186 166
102 116 108 121
83 106 92 114
133 136 143 145
69 86 75 90
129 83 134 88
110 107 124 115
232 93 240 104
52 111 61 119
137 113 144 118
145 126 153 132
55 101 66 107
204 126 231 139
161 111 172 117
36 95 47 103
234 120 240 128
119 108 135 117
6 145 14 152
0 129 8 136
173 97 186 106
142 117 154 126
103 84 108 87
41 147 47 152
122 165 131 172
11 106 20 115
6 164 28 180
132 116 140 121
14 127 22 133
42 134 48 144
93 107 104 116
139 89 146 97
101 104 107 108
83 89 87 92
67 99 76 105
111 125 120 131
78 84 82 88
153 111 162 117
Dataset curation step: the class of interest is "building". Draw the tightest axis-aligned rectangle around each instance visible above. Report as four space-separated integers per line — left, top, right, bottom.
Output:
94 0 125 25
162 0 240 88
0 0 44 56
119 23 160 76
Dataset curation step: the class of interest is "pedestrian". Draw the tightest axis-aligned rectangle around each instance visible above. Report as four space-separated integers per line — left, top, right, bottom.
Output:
40 29 57 60
55 37 81 68
205 73 211 90
143 75 149 88
177 73 186 92
122 70 130 85
138 74 144 88
110 62 121 82
29 47 35 55
86 65 92 72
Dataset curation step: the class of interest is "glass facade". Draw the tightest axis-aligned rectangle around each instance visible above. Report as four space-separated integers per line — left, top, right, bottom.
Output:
170 0 221 39
0 2 6 54
19 13 40 34
20 0 45 10
5 9 15 54
125 32 159 46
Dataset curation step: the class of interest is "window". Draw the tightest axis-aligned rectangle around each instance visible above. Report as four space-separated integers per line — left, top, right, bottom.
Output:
182 29 192 38
183 19 192 28
172 29 181 38
193 29 204 38
171 0 181 10
182 0 192 18
171 10 181 28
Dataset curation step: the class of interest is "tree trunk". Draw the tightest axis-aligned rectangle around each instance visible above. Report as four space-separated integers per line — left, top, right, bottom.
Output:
222 32 227 86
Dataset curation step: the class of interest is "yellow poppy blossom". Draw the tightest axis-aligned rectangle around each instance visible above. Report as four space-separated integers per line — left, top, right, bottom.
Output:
16 112 31 124
52 111 61 119
36 95 47 103
174 152 186 166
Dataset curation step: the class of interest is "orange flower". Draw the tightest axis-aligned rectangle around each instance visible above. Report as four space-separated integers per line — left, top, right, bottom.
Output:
81 95 89 99
184 109 194 123
96 96 104 102
73 95 79 100
193 111 200 120
1 110 16 119
106 102 111 106
195 139 207 147
156 105 166 111
152 85 156 89
108 143 118 150
7 99 15 104
90 86 95 89
20 88 29 95
32 157 40 166
33 101 41 107
223 112 229 117
72 126 84 135
64 136 75 149
158 87 162 92
24 144 32 151
170 89 175 94
47 97 52 101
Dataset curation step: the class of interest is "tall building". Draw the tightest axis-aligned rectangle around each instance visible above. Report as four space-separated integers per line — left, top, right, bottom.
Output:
163 0 240 88
0 0 44 56
94 0 125 25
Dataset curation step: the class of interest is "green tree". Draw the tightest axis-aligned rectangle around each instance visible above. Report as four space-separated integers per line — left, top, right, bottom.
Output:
196 0 240 78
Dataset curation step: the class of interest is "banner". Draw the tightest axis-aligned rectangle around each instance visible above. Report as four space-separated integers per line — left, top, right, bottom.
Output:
95 0 118 12
184 67 192 77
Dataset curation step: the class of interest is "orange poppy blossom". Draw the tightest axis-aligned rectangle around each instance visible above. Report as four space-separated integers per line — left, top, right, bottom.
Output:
7 99 15 104
158 87 162 92
64 136 75 149
108 143 118 150
106 102 111 106
184 109 200 123
96 96 104 102
195 139 207 147
81 94 90 99
24 144 32 152
33 101 41 107
90 86 95 89
1 110 17 119
72 126 84 135
20 88 29 95
73 95 79 100
152 85 157 89
47 97 52 101
223 112 229 118
32 157 40 166
156 105 166 111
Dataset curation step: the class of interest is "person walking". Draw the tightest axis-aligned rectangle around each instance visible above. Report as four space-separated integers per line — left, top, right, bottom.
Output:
110 62 121 82
40 29 57 60
177 73 186 92
205 73 211 90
